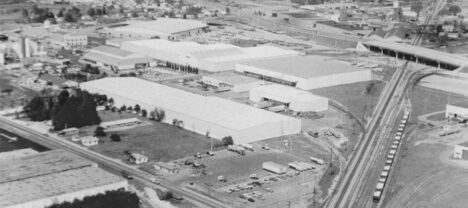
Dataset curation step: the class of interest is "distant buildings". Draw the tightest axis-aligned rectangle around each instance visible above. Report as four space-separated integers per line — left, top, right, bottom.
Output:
0 150 127 208
49 32 88 50
102 19 209 40
80 45 153 73
81 77 301 143
121 39 300 72
235 55 372 90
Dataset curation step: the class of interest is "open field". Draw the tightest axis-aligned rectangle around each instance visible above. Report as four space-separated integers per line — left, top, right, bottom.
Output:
312 80 385 121
383 126 468 208
410 86 468 122
79 111 214 162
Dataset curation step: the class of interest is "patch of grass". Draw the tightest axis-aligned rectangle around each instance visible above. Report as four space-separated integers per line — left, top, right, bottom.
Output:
89 120 214 162
312 81 384 120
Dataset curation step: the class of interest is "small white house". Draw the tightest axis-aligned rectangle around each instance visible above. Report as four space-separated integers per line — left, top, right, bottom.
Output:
454 142 468 159
130 153 148 164
81 136 99 146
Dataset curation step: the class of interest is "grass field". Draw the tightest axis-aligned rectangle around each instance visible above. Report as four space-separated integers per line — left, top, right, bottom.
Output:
86 111 214 162
410 86 468 122
312 81 384 121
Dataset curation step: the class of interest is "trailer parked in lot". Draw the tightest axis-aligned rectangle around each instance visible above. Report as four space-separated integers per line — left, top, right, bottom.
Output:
310 156 324 165
263 161 287 174
239 143 254 151
228 145 246 155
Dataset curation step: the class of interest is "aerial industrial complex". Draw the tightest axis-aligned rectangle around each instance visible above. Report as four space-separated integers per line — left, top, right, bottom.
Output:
1 0 467 207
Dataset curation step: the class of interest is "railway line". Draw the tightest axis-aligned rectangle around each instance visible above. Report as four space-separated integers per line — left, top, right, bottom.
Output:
326 0 446 207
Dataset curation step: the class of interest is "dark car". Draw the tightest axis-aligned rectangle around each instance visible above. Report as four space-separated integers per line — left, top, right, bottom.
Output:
247 198 255 203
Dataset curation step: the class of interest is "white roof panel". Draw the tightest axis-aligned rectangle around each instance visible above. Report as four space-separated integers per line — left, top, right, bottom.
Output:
81 77 299 130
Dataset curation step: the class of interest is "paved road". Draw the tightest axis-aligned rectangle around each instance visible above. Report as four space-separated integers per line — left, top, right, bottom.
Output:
0 116 230 208
326 0 446 207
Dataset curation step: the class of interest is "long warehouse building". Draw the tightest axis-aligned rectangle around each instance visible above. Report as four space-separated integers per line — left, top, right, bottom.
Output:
81 77 301 143
236 55 372 90
121 39 301 72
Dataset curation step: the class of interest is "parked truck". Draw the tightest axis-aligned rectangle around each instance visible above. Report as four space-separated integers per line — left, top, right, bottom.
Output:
228 145 246 155
440 124 461 136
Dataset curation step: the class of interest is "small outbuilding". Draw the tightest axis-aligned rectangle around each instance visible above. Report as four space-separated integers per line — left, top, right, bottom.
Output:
249 84 328 112
454 142 468 159
153 162 180 174
201 72 265 92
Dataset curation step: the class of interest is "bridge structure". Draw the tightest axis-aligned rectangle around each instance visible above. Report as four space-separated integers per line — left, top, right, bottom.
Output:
361 40 468 71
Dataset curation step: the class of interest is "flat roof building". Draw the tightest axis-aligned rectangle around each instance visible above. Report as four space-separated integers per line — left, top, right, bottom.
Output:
0 149 96 184
446 101 468 119
201 72 265 92
121 39 301 72
81 45 153 73
0 150 126 208
250 85 328 112
236 55 372 90
0 166 127 208
81 77 301 143
103 19 208 40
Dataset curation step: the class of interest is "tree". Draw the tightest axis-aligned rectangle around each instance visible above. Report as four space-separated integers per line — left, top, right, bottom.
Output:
120 105 127 111
47 190 139 208
110 133 121 142
134 104 140 112
108 98 114 105
154 108 165 122
96 8 103 16
131 11 138 18
94 126 106 137
141 109 147 117
57 8 65 17
21 9 29 18
87 8 96 17
222 136 233 146
225 7 230 14
449 5 461 15
64 12 75 22
364 81 376 95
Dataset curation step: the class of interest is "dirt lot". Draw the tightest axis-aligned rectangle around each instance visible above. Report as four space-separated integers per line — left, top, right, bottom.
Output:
79 110 214 162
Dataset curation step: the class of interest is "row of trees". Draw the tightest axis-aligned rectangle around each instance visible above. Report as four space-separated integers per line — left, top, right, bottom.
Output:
24 89 101 130
165 62 199 74
47 190 139 208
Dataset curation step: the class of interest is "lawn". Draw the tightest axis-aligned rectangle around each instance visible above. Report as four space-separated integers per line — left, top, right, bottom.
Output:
312 81 385 121
88 111 214 162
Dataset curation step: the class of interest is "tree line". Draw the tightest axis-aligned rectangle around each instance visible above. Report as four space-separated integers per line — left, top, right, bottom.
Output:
24 89 101 131
47 190 139 208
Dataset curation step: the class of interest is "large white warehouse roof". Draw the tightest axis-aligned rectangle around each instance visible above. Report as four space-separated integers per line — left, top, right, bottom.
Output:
81 77 300 132
237 55 364 78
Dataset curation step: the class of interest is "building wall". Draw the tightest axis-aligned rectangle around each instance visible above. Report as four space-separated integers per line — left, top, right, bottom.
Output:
6 181 127 208
446 104 468 118
454 145 468 159
298 70 372 90
249 90 328 112
81 85 301 143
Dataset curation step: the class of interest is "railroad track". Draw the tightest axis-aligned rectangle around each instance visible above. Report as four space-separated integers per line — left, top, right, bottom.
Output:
326 0 446 207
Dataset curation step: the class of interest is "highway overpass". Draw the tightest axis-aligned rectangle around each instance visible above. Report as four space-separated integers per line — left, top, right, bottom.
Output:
361 41 468 71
